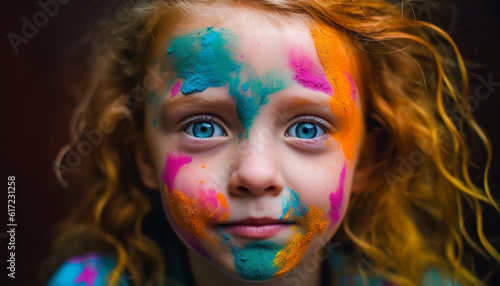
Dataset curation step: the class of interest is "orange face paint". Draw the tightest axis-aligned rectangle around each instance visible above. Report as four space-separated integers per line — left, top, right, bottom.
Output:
164 185 230 237
272 206 328 277
311 27 363 163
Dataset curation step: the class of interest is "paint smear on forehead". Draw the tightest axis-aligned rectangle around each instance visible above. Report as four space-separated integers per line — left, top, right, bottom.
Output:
311 27 362 163
166 27 290 137
288 48 332 94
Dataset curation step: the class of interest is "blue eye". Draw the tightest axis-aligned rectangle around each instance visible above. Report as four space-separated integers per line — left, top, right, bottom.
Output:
184 121 225 138
286 122 325 139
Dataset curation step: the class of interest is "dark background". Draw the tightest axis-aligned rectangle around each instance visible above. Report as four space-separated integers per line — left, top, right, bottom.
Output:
1 0 499 285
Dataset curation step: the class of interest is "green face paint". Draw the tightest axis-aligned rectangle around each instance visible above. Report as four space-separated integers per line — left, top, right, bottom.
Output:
231 241 281 280
166 27 291 137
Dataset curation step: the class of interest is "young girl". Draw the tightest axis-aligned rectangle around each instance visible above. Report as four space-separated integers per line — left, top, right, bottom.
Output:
46 0 499 285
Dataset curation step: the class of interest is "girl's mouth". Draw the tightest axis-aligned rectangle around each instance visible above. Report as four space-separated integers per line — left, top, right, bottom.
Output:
218 218 295 239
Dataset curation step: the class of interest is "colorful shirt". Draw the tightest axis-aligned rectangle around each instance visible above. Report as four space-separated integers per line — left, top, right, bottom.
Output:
47 251 459 285
47 253 130 286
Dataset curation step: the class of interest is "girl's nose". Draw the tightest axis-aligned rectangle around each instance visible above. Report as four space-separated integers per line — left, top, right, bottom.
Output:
228 143 284 197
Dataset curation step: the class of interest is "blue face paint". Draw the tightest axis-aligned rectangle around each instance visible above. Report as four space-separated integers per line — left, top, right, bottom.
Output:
167 27 236 94
217 227 231 246
166 27 290 137
231 241 281 280
280 189 309 220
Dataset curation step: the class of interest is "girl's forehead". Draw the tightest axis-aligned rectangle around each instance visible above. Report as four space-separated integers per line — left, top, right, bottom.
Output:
164 20 349 76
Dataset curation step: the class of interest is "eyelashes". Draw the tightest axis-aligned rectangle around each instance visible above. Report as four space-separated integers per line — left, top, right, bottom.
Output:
182 115 227 138
285 116 331 139
180 114 332 140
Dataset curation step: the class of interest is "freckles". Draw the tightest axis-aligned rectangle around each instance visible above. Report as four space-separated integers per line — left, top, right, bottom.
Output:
329 163 347 226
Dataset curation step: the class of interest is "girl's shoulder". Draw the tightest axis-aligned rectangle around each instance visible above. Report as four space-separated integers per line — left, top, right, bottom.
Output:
47 252 129 286
329 247 459 286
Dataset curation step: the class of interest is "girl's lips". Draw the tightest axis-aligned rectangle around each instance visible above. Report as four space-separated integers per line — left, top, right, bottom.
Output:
219 218 294 239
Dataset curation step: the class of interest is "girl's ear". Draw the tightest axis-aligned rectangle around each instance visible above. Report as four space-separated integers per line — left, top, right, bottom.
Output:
135 139 159 190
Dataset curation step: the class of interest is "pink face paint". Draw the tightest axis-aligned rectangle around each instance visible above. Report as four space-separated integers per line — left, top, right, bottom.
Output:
171 81 181 97
163 151 193 194
67 253 100 263
289 48 333 94
74 264 98 285
329 163 346 226
345 72 357 101
199 189 219 209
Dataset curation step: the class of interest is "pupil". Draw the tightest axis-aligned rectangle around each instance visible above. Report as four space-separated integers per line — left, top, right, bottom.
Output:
296 122 316 139
193 122 214 138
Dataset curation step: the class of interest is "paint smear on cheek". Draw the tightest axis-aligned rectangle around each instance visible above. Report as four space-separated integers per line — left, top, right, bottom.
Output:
161 152 230 238
329 163 346 226
164 187 230 237
288 48 332 94
272 190 328 277
311 28 362 163
162 152 193 194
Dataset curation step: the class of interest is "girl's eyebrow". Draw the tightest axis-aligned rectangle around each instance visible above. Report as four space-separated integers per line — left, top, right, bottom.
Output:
273 92 331 108
161 93 235 111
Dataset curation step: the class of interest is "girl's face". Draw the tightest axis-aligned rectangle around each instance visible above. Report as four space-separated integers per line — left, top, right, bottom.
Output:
139 17 363 281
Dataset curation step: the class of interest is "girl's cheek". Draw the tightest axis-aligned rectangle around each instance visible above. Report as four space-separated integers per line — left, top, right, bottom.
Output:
161 151 231 239
328 163 347 227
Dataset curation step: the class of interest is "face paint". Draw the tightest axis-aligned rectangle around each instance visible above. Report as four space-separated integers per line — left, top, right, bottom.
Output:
219 189 327 280
288 48 333 94
311 27 362 163
146 21 361 283
272 189 328 277
231 241 281 280
329 163 346 226
163 151 193 194
68 255 99 285
163 187 230 237
166 27 290 137
345 72 357 101
171 81 181 97
161 152 231 260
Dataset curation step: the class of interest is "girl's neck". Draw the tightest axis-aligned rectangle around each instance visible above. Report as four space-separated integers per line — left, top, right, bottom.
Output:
187 249 322 286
